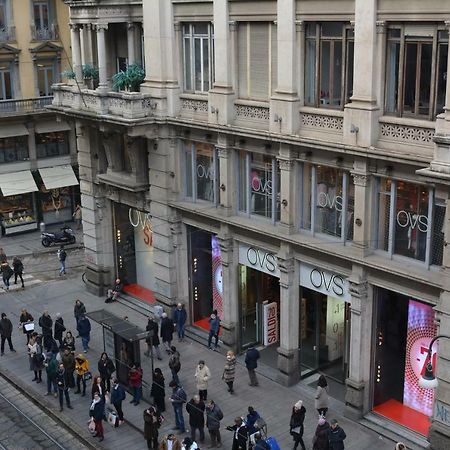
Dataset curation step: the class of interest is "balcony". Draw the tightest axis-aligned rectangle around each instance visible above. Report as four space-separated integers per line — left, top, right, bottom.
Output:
31 24 59 41
0 26 15 42
0 96 53 116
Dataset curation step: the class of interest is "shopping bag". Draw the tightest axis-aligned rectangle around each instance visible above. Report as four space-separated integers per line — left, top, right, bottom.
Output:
88 418 96 435
83 371 92 381
266 437 281 450
108 411 118 428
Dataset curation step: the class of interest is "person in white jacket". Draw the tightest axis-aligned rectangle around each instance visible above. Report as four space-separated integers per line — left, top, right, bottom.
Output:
194 360 211 401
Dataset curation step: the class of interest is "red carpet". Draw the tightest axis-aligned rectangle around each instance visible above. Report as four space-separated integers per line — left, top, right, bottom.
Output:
373 399 430 436
123 284 156 305
194 317 210 331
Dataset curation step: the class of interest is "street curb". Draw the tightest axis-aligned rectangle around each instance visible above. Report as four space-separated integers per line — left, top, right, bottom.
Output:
0 366 102 450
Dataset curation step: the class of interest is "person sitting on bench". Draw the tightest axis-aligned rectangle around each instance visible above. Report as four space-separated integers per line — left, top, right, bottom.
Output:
105 278 123 303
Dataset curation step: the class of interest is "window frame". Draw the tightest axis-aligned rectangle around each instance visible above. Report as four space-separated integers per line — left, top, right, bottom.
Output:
33 0 49 31
36 61 55 97
0 63 12 100
35 131 69 159
0 136 29 163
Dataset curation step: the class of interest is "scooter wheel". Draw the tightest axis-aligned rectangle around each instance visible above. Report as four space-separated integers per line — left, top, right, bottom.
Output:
41 237 51 247
69 236 76 244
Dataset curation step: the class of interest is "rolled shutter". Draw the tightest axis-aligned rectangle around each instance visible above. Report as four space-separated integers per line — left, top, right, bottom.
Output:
249 23 269 100
238 23 248 98
271 24 277 96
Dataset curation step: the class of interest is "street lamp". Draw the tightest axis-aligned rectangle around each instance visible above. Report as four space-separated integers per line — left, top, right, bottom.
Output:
419 334 450 389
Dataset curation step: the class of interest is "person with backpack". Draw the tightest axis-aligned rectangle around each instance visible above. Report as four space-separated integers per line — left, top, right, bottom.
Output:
206 399 223 448
57 246 67 275
290 400 307 450
169 380 187 434
12 256 24 288
169 345 181 385
328 419 346 450
144 405 163 449
111 377 126 425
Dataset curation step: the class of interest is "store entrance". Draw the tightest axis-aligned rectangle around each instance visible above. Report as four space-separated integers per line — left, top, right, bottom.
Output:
300 288 349 382
239 265 280 349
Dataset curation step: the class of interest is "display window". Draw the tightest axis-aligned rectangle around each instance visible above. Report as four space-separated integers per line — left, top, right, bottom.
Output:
39 182 73 224
36 131 69 158
0 193 37 234
373 288 437 436
300 163 354 241
0 136 29 163
374 178 445 266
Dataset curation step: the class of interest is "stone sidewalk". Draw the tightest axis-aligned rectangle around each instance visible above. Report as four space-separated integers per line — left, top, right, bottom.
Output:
0 277 397 449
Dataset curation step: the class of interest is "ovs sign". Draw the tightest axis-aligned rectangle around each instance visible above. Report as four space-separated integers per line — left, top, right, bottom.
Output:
128 208 152 247
238 244 280 278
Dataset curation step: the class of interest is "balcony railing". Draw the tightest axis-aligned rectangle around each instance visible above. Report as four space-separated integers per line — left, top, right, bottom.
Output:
30 24 59 41
0 26 15 42
0 96 54 115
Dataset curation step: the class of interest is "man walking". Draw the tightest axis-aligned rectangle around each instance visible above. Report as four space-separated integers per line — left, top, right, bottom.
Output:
160 312 175 353
144 316 162 360
77 314 91 353
173 303 187 342
57 245 67 276
328 419 346 450
12 256 24 288
186 394 205 444
74 299 86 334
55 362 73 412
169 380 187 434
206 399 223 448
0 313 15 355
111 377 126 425
207 310 220 350
245 346 260 387
169 346 181 385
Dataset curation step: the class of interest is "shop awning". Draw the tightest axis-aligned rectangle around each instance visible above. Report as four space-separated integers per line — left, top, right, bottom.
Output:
0 123 29 139
35 120 71 134
38 165 78 190
0 170 38 196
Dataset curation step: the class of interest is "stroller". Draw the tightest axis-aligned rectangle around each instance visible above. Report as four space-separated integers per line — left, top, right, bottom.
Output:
247 416 267 448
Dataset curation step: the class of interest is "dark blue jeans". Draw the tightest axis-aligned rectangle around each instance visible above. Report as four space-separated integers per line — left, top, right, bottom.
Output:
173 403 185 430
132 386 142 403
47 375 57 394
177 324 185 340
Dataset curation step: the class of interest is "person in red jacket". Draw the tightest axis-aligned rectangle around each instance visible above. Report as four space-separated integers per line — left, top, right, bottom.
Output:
128 362 143 406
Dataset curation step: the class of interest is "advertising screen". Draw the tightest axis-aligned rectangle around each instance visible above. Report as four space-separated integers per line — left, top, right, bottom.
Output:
403 300 437 416
211 235 223 319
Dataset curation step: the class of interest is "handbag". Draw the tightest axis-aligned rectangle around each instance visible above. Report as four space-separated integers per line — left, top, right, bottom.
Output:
83 371 92 381
108 411 118 428
88 418 96 435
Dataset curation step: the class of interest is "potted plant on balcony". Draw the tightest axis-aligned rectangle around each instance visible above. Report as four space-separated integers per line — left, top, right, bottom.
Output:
112 64 145 93
82 64 99 89
61 69 75 83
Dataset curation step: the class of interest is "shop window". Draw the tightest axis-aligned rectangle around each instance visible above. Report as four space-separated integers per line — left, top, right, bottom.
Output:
37 62 55 97
39 183 72 223
185 142 219 204
0 64 12 100
183 23 214 93
385 25 448 120
374 177 443 266
0 193 37 233
305 23 354 109
300 164 354 241
238 151 280 222
36 131 69 158
0 136 29 163
238 22 277 101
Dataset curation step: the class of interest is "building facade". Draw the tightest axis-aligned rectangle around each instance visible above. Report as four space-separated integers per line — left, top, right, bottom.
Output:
0 0 78 235
53 0 450 448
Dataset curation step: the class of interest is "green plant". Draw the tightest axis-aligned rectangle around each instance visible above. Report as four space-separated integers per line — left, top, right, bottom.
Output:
61 69 75 80
112 64 145 92
82 64 99 80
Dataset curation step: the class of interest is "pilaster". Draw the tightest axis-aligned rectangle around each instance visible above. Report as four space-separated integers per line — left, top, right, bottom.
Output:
95 23 109 91
217 135 236 217
69 23 83 85
127 22 136 66
277 144 296 233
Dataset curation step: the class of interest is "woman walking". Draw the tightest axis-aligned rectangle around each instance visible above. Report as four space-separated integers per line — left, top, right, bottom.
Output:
222 350 236 394
89 392 105 442
315 375 329 417
290 400 307 450
150 367 166 412
313 416 330 450
91 375 106 400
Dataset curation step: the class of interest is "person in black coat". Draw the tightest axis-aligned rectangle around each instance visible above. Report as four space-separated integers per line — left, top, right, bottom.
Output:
55 363 73 412
245 347 260 387
39 311 53 338
313 416 330 450
145 316 162 360
290 400 306 450
160 312 174 354
54 313 66 348
186 394 205 444
98 352 116 392
151 367 166 412
12 257 24 288
227 417 248 450
328 419 346 450
89 392 105 441
0 312 15 355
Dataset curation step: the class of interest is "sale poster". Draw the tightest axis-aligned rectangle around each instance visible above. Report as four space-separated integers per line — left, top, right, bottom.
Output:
211 235 223 320
403 300 437 416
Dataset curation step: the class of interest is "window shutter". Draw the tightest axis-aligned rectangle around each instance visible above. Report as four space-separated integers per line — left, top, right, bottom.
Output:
271 24 277 95
238 23 248 98
249 23 269 101
48 0 56 25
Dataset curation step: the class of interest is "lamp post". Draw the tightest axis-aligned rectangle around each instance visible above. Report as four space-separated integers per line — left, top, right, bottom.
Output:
419 334 450 389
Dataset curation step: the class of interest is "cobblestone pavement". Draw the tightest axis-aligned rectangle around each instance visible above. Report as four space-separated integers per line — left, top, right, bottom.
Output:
0 375 87 450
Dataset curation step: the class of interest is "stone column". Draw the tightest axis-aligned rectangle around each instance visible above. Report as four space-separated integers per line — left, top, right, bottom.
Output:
277 245 300 386
127 22 136 66
70 23 83 83
344 265 372 419
277 144 296 233
270 0 300 135
95 24 109 90
217 135 235 217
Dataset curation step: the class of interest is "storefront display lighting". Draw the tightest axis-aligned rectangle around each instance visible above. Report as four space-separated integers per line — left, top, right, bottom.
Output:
419 335 450 390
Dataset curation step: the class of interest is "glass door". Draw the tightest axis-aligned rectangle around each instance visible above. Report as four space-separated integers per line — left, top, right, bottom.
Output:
300 290 321 376
239 265 260 348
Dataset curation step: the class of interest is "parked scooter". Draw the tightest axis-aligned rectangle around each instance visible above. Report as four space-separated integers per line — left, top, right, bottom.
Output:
41 226 76 247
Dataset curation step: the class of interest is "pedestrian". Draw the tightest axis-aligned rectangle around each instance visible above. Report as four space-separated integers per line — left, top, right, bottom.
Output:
46 336 59 358
194 360 211 401
76 314 91 353
105 278 123 303
328 419 346 450
91 375 106 400
129 362 143 405
0 312 15 355
144 405 163 449
89 391 105 442
246 406 261 436
62 330 76 353
169 380 187 434
73 204 82 229
206 399 223 448
61 348 76 388
207 310 220 350
57 245 67 275
151 367 166 412
74 353 89 396
1 262 13 290
312 416 330 450
12 256 24 288
19 308 34 344
29 335 44 383
245 346 260 387
254 433 270 450
56 362 73 412
186 394 205 444
160 312 175 353
44 352 58 397
315 375 329 417
222 350 236 394
145 315 162 360
0 248 7 263
169 345 181 385
74 299 86 330
182 437 199 450
226 417 248 450
54 313 66 348
39 310 53 339
160 434 182 450
173 303 187 342
111 377 126 425
290 400 307 450
98 351 116 392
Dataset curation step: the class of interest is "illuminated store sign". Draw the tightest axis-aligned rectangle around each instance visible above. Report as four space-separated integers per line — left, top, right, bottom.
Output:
238 244 280 278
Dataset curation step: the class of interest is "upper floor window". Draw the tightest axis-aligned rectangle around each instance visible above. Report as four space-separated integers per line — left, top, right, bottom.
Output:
374 178 445 266
0 1 6 29
300 164 354 241
0 136 29 163
32 0 57 40
0 64 12 100
238 22 277 101
305 23 354 109
185 142 219 204
183 23 214 93
36 131 69 158
37 62 55 96
385 25 449 120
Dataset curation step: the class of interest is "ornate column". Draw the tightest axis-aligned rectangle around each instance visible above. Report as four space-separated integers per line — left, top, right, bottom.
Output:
95 24 109 90
80 24 94 67
277 144 296 233
69 23 83 83
127 22 136 66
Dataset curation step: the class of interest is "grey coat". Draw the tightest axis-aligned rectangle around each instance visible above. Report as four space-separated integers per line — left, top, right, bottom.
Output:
315 385 329 410
206 404 223 430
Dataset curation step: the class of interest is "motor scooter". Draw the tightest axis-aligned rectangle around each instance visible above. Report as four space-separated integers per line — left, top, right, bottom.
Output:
41 226 76 247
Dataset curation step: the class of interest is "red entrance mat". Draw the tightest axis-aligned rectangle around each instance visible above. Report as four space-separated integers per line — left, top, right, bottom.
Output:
194 317 210 332
123 284 156 305
373 398 430 436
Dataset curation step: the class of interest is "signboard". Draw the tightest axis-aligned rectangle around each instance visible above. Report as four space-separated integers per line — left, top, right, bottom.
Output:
103 327 115 358
211 235 223 319
263 302 278 346
238 244 280 278
299 263 350 302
